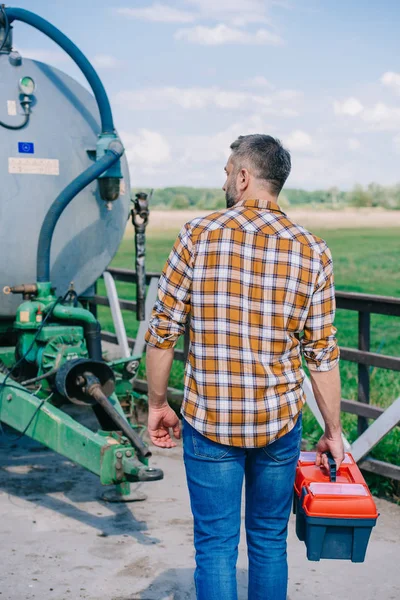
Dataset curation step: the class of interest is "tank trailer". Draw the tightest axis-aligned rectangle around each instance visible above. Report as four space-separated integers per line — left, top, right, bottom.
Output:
0 6 162 499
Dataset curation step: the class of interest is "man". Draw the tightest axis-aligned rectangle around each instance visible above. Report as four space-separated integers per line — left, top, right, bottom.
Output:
145 134 344 600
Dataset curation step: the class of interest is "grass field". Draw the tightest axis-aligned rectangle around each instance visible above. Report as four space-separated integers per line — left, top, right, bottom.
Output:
98 218 400 498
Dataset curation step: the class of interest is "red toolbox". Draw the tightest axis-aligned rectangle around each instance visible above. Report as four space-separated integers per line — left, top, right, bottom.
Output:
294 451 378 562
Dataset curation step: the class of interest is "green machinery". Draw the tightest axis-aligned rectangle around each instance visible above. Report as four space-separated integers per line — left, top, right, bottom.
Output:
0 6 162 498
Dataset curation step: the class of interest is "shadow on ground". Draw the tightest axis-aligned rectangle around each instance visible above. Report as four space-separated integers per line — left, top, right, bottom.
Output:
0 408 159 545
113 568 248 600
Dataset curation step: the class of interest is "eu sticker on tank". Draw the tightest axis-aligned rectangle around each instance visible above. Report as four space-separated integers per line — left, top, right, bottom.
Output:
18 142 34 154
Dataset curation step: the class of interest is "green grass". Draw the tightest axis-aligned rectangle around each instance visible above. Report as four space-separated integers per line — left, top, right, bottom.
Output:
99 227 400 499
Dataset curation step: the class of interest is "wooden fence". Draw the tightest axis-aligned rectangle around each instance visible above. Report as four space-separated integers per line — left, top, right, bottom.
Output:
95 267 400 481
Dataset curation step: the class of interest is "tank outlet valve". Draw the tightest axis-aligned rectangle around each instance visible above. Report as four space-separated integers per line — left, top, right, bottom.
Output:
96 134 124 204
99 178 120 205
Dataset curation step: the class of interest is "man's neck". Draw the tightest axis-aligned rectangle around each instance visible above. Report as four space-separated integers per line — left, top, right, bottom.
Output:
236 191 279 205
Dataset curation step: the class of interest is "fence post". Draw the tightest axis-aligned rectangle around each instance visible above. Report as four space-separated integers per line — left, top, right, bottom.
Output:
358 311 370 435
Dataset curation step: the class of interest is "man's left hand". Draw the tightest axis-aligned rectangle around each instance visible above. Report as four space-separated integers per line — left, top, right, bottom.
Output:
147 404 181 448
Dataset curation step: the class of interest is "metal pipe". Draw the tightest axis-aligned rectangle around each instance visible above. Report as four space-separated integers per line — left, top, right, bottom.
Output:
83 375 151 459
48 304 102 361
5 7 114 133
132 193 149 322
36 147 123 284
103 272 130 358
49 304 98 325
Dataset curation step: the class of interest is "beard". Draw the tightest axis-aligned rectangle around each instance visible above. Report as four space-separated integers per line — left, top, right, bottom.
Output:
225 178 239 208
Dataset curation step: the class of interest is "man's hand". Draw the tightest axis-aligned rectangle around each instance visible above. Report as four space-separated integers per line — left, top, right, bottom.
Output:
315 431 345 471
147 404 181 448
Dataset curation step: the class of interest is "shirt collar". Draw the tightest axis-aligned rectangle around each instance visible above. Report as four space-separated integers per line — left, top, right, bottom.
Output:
234 198 285 214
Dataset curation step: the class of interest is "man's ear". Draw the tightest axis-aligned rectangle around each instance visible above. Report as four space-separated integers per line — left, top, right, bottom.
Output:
237 168 250 192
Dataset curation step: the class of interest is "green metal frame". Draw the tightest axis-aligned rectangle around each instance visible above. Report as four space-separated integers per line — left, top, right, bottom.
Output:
0 372 151 486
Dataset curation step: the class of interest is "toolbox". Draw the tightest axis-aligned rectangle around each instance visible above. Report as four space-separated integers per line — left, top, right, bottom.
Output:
293 451 378 562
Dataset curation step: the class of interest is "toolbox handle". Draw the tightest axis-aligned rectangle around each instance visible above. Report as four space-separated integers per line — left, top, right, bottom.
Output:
323 451 337 482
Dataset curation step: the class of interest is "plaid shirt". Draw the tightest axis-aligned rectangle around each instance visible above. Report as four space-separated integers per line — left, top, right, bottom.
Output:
145 199 339 447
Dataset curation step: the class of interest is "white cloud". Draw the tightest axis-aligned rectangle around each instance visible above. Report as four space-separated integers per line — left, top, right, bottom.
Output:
393 134 400 153
275 89 302 101
348 138 361 151
285 130 313 152
361 103 400 130
121 129 172 169
289 155 347 189
174 24 284 46
185 0 274 26
116 3 195 23
334 97 364 117
178 111 291 168
92 54 122 68
247 76 275 89
116 117 395 189
381 71 400 94
115 0 287 29
335 97 400 132
115 86 276 111
276 108 299 117
115 1 286 46
214 90 271 109
16 48 67 65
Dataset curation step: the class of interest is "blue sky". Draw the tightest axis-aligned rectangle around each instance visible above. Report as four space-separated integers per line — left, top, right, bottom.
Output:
9 0 400 189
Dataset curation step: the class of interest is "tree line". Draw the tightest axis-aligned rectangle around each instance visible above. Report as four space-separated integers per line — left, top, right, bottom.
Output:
132 183 400 211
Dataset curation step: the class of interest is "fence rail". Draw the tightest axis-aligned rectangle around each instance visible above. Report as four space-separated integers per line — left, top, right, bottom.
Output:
96 268 400 481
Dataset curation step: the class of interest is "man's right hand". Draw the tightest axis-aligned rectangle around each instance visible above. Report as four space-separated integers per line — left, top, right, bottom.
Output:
315 431 345 471
147 403 181 448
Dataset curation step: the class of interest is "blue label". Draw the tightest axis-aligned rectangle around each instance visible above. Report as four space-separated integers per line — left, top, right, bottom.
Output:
18 142 34 154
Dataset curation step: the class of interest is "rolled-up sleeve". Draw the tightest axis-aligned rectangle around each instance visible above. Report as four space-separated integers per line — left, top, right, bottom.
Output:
301 245 340 372
145 223 193 349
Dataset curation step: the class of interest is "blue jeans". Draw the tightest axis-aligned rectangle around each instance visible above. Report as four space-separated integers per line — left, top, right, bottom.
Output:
182 414 302 600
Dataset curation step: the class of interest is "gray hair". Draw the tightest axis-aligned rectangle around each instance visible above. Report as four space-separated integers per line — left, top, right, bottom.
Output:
230 134 291 195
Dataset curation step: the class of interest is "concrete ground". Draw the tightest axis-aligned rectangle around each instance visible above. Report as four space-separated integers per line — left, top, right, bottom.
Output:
0 411 399 600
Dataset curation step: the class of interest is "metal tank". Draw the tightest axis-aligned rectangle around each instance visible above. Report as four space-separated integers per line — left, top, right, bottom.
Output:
0 53 130 317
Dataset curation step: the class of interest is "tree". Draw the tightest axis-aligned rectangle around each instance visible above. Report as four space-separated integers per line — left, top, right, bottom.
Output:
347 184 374 207
170 194 190 209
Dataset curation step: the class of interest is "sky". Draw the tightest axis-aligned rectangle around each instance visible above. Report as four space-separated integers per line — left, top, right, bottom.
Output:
8 0 400 190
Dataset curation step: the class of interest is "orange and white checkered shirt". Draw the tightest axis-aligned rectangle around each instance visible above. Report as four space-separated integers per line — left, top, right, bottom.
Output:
145 199 339 447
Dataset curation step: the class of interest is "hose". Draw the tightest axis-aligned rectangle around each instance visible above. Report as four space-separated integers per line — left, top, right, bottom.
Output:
21 367 58 386
0 113 29 130
5 7 114 133
0 6 10 53
36 146 123 283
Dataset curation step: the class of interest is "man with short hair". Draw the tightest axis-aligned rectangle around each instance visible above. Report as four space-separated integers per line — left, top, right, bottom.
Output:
145 134 344 600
